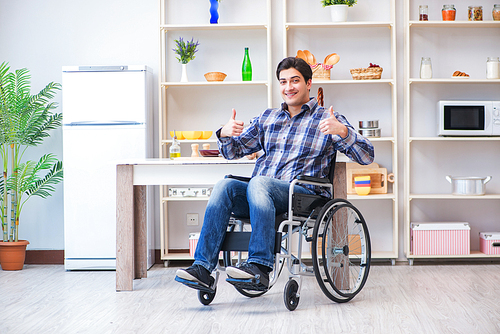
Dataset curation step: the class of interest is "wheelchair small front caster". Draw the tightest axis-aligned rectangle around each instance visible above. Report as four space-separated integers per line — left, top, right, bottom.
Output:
284 279 300 311
198 288 216 305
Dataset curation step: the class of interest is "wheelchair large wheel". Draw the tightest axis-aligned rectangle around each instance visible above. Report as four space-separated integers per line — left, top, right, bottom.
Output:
311 200 371 303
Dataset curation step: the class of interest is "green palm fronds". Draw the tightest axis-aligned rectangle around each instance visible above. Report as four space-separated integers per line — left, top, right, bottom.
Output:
0 61 63 242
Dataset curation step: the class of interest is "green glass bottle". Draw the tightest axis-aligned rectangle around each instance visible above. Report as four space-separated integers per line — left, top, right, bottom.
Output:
242 47 252 81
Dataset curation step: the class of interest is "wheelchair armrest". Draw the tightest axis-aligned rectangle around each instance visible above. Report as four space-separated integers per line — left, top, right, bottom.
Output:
226 174 251 182
296 174 330 184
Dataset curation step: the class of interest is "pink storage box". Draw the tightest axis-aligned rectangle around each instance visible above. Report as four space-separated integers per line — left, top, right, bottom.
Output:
411 222 470 255
479 232 500 255
189 233 200 257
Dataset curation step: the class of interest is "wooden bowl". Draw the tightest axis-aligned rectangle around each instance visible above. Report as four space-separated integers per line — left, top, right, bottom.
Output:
199 149 220 157
204 72 227 82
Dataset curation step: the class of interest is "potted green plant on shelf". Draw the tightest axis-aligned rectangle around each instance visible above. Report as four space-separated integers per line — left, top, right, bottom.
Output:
0 61 63 270
321 0 357 22
172 37 200 82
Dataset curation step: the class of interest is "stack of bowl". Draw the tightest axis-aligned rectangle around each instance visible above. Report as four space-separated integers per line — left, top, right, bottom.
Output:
358 120 380 138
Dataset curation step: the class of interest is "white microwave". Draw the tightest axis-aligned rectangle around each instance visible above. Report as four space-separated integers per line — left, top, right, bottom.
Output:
438 100 500 136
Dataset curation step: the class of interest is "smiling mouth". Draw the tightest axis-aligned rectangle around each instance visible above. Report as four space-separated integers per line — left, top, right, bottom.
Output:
285 91 297 98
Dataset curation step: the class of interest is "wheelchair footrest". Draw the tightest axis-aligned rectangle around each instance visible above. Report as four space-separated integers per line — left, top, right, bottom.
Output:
226 277 268 292
175 276 216 294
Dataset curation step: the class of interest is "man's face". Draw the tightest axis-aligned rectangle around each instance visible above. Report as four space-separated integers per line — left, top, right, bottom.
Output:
279 68 312 109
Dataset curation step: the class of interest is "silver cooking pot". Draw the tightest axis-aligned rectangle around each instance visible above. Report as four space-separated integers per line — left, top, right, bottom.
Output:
446 176 492 195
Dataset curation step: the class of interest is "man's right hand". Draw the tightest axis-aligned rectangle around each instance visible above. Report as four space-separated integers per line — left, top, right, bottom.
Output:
220 108 244 137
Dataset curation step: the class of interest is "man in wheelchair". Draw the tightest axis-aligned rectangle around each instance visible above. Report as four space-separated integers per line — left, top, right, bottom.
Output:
175 57 374 295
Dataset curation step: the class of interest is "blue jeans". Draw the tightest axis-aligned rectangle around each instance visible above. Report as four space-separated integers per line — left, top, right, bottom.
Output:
193 176 315 272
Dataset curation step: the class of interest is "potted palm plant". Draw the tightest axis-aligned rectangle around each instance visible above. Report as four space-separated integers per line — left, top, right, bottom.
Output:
0 61 63 270
321 0 357 22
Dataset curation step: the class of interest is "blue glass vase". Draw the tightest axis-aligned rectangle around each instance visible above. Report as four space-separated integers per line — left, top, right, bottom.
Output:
209 0 219 24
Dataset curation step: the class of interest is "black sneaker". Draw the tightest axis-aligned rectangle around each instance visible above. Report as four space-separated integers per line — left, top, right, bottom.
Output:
175 264 214 290
226 262 270 290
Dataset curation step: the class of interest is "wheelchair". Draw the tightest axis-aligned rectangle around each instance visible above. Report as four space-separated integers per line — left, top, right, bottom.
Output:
182 154 371 311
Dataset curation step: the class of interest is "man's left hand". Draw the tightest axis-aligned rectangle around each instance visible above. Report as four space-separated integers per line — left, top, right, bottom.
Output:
319 106 348 138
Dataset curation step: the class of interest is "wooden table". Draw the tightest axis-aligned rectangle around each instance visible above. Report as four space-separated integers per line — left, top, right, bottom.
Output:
115 158 346 291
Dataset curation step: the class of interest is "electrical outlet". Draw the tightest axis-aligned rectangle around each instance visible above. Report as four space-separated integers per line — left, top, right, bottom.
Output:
187 213 199 226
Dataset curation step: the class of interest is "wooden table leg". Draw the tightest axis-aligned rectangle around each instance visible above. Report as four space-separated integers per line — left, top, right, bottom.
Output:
116 164 134 291
134 185 147 279
332 162 349 289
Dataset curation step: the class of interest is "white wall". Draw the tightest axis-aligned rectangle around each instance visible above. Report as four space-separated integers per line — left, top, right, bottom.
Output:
1 0 498 261
0 0 158 249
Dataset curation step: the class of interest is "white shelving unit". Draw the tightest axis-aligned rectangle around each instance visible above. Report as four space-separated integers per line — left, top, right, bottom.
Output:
404 0 500 264
283 0 398 263
159 0 272 261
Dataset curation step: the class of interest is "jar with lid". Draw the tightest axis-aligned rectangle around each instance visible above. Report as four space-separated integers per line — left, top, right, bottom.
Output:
419 5 429 21
442 4 456 21
468 6 483 21
493 4 500 21
420 57 432 79
486 57 500 79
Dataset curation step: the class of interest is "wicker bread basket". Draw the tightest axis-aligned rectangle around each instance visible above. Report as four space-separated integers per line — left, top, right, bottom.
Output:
311 64 333 80
204 71 227 82
350 67 383 80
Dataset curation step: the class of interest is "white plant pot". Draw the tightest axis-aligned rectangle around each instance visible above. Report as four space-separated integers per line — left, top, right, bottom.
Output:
330 4 348 22
180 63 188 82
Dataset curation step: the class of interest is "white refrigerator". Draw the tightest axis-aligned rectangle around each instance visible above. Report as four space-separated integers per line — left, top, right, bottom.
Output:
62 65 154 270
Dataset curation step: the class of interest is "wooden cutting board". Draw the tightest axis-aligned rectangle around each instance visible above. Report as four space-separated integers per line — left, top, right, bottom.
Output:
347 166 391 195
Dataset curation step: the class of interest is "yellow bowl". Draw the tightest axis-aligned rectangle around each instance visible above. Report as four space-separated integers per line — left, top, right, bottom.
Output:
170 131 185 140
183 131 202 140
200 131 213 140
355 186 371 196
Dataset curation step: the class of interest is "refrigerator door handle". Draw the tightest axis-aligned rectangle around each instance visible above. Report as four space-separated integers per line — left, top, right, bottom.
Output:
64 121 144 126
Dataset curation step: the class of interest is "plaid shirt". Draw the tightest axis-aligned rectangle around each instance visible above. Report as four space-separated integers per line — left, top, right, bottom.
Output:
217 98 374 196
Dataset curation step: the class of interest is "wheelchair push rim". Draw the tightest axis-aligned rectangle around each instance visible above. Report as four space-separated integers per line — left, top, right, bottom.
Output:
311 200 371 303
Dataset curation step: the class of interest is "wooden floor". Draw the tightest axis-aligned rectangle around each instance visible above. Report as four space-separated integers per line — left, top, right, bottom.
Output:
1 262 499 333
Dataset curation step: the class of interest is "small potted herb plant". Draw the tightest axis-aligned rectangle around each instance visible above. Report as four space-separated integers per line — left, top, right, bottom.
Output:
321 0 357 22
172 37 200 82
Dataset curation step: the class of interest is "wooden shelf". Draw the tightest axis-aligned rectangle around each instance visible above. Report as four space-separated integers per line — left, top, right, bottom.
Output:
409 137 500 141
162 139 217 144
161 80 268 88
286 21 393 29
162 250 398 261
410 194 500 200
409 20 500 28
160 23 268 31
348 193 395 200
311 79 394 85
408 251 500 259
409 78 500 84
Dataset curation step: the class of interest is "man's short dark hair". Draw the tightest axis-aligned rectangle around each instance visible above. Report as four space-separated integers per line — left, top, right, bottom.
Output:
276 57 313 84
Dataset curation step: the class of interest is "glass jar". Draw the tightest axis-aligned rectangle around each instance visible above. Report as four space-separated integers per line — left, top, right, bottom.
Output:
420 57 432 79
486 57 500 79
468 6 483 21
442 4 456 21
493 4 500 21
419 5 429 21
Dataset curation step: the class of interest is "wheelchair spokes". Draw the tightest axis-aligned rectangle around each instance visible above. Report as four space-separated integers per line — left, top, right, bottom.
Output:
312 200 371 303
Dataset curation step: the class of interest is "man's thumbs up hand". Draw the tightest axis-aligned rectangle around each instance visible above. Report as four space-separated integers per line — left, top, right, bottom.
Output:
319 106 348 138
221 108 245 137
